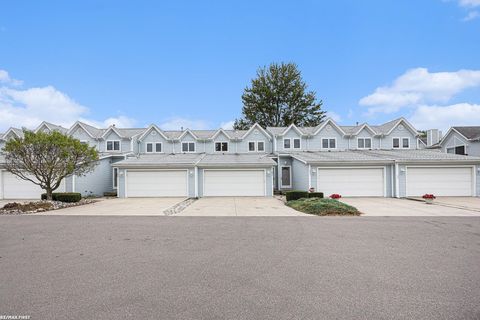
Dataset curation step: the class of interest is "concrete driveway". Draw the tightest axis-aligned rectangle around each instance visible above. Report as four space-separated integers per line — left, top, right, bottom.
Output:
177 197 306 216
341 197 480 216
43 198 185 215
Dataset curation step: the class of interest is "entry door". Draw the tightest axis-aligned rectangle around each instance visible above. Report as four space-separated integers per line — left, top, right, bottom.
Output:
281 166 291 188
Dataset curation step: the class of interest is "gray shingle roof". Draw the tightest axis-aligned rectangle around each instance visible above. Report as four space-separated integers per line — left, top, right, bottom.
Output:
453 126 480 140
113 153 276 168
290 149 480 164
43 122 68 133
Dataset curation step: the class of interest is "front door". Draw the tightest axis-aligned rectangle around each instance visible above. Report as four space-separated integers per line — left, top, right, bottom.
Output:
281 166 291 188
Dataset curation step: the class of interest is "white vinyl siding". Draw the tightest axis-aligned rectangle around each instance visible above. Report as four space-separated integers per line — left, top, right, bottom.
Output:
317 167 385 197
126 170 188 197
406 167 474 197
203 170 265 196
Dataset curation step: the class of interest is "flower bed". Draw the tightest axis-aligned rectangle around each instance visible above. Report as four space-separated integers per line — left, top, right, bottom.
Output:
0 199 97 215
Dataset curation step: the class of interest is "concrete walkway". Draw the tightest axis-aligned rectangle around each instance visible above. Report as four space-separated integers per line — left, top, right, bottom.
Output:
177 197 307 216
42 198 185 216
341 197 480 216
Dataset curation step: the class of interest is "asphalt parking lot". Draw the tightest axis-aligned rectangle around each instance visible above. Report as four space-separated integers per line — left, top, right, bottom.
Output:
1 216 479 320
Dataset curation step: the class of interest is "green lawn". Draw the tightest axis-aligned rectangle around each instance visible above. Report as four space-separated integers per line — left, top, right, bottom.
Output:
287 198 361 216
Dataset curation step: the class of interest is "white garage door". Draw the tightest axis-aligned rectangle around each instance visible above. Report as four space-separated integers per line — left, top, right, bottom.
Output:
204 170 265 196
127 170 188 197
317 167 385 197
406 167 473 197
1 171 65 199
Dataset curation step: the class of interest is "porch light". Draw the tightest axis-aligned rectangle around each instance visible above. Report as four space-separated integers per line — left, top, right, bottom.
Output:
400 168 406 173
311 169 316 174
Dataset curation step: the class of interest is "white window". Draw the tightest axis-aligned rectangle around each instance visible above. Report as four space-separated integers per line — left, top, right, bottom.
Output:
357 138 372 149
248 141 256 152
146 142 162 153
107 140 120 151
257 141 265 152
293 138 301 149
393 138 409 149
146 143 153 153
215 142 228 152
447 145 466 155
182 142 195 153
113 168 118 189
322 138 336 149
283 138 291 149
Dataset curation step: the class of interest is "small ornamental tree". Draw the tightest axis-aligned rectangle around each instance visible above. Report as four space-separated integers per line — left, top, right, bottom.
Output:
4 129 99 200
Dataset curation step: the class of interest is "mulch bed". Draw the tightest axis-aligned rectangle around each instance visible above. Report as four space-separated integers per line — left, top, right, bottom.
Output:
0 199 97 215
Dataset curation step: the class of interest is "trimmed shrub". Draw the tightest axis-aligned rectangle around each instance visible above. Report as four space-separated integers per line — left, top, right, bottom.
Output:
308 192 324 199
287 198 361 216
41 192 82 203
286 190 309 201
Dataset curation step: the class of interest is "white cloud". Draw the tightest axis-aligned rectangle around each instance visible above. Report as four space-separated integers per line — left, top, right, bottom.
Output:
463 10 480 20
359 68 480 114
458 0 480 7
159 117 211 130
409 103 480 131
220 120 235 130
0 69 23 86
0 70 136 131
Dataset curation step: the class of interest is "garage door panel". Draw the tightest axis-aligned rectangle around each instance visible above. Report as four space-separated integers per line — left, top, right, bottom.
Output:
406 167 473 197
204 170 265 197
127 170 187 197
317 167 384 197
2 171 65 199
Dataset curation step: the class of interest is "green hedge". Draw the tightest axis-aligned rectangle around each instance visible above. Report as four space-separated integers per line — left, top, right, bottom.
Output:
286 191 309 201
308 192 324 199
41 192 82 203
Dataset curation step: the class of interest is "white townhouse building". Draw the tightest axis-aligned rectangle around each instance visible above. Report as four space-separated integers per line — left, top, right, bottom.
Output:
0 118 479 199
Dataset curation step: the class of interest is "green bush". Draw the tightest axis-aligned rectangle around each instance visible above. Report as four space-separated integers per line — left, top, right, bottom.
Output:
286 190 309 201
287 198 361 216
41 192 82 203
308 192 324 198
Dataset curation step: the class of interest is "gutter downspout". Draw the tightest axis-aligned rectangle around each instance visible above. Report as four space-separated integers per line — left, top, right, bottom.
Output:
308 164 312 189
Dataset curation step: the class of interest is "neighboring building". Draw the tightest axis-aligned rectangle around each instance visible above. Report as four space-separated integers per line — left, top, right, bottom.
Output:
438 126 480 157
1 118 479 199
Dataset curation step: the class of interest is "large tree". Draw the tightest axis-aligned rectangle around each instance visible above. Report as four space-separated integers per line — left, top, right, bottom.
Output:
234 62 326 129
4 129 99 200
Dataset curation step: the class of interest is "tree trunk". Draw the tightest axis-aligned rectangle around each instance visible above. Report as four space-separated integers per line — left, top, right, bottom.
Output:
45 187 53 201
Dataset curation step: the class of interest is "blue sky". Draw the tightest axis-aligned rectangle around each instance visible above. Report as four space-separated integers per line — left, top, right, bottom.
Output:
1 0 479 132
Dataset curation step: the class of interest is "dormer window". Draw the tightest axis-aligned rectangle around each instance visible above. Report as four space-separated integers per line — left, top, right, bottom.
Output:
182 142 195 153
393 138 409 149
146 142 162 153
107 140 120 151
215 142 228 152
357 138 372 149
257 141 265 152
283 139 291 149
322 138 336 149
293 138 301 149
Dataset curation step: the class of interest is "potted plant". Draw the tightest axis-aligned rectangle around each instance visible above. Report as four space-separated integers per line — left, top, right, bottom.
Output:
422 194 436 204
330 194 342 199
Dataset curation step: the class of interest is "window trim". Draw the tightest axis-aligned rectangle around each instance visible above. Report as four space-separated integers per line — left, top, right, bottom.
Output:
257 141 265 152
106 140 121 152
357 137 372 149
393 137 410 149
112 168 119 189
181 141 196 153
321 137 337 150
214 141 229 152
293 138 301 149
146 142 163 153
248 141 256 152
283 138 291 150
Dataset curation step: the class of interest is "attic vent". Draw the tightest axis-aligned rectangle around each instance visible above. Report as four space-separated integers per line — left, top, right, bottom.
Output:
254 129 259 135
398 125 404 130
326 125 331 131
151 131 157 136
